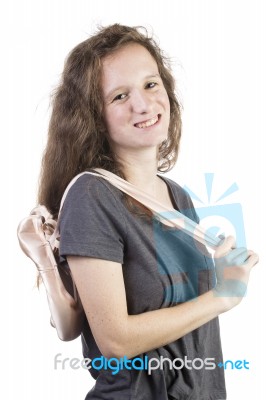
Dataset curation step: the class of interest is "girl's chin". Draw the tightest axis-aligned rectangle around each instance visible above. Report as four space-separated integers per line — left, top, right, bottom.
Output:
109 135 168 153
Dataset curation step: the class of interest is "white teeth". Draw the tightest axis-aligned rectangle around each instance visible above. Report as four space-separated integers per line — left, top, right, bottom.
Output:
135 115 159 129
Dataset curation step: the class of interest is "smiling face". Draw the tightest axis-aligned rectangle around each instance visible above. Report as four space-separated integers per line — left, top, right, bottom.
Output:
101 43 170 155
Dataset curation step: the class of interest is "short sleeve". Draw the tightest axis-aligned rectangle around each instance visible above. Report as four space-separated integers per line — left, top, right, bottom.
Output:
58 174 127 264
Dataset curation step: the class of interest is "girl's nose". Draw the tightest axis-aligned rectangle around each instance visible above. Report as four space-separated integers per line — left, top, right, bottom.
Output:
130 90 152 114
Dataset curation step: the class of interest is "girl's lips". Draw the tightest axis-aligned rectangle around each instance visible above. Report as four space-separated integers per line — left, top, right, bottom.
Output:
134 114 160 129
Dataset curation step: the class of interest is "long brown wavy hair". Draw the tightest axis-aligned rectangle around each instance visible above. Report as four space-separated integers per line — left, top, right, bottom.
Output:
38 24 182 217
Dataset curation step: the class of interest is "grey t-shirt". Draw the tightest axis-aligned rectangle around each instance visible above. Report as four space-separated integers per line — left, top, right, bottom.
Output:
59 173 226 400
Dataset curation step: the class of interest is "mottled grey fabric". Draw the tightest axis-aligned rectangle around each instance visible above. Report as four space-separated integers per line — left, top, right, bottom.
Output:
59 173 226 400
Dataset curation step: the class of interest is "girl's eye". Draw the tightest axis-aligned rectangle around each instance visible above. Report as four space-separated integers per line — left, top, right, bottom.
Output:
146 82 158 89
113 93 127 102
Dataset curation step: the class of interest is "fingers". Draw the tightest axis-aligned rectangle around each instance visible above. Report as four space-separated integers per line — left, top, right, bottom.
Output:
215 235 236 258
213 236 259 304
245 252 259 268
214 236 259 269
227 248 252 266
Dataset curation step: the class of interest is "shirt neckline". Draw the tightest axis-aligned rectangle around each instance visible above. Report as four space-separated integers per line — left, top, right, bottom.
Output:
156 174 181 212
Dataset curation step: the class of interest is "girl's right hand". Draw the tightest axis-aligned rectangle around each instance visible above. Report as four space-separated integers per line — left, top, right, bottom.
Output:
213 236 259 310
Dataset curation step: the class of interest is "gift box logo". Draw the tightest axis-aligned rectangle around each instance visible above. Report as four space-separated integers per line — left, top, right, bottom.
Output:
153 173 247 303
183 173 246 249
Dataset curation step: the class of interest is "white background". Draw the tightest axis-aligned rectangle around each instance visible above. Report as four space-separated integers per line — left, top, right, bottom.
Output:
3 0 265 399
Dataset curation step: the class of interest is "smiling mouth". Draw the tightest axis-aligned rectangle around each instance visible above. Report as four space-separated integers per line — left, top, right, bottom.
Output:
134 114 160 129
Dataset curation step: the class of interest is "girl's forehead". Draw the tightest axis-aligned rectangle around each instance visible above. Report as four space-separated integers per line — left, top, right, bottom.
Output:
103 43 157 68
101 44 159 86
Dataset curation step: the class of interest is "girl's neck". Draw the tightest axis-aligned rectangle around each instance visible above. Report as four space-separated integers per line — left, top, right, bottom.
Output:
116 147 162 195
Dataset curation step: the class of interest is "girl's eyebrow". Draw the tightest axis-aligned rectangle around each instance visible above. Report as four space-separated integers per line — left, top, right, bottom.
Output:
104 73 161 101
